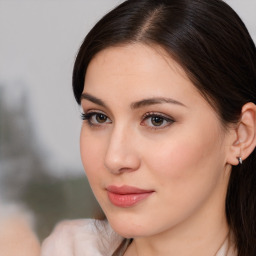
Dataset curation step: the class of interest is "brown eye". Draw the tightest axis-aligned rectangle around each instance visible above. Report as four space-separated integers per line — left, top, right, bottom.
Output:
141 113 174 129
96 113 108 123
81 111 111 126
151 116 164 126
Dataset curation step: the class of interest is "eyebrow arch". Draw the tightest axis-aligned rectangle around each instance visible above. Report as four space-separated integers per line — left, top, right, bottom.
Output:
81 93 107 108
81 93 186 109
131 97 186 109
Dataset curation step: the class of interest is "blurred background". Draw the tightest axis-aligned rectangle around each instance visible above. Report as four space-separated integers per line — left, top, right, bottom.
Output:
0 0 255 243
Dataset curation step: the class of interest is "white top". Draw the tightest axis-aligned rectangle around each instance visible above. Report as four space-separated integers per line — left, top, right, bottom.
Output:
41 219 237 256
41 219 122 256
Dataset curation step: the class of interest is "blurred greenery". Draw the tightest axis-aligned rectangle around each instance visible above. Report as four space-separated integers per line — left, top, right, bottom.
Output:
22 175 100 241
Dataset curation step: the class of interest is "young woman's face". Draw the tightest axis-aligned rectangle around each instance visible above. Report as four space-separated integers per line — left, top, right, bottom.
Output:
80 44 232 238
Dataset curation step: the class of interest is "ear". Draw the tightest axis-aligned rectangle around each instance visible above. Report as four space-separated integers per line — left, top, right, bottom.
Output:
227 102 256 165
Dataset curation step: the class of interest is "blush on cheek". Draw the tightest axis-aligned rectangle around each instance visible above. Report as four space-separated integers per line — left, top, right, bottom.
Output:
148 132 220 183
149 142 200 177
80 141 98 174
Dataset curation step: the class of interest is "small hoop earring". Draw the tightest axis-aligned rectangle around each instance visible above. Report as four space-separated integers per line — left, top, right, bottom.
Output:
237 157 243 165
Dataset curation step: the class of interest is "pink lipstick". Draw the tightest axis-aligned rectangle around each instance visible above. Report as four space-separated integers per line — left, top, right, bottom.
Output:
106 185 154 207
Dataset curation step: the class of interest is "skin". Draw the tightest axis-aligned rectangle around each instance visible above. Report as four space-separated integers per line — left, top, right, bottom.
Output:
80 43 236 256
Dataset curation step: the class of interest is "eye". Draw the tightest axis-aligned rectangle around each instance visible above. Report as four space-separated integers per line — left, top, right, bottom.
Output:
81 111 111 126
94 113 108 123
141 113 174 129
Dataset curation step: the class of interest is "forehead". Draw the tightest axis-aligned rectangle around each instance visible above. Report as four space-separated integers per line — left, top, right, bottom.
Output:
87 43 187 79
84 43 193 96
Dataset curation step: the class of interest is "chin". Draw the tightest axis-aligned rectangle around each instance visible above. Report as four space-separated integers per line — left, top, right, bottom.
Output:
106 214 152 238
111 225 144 239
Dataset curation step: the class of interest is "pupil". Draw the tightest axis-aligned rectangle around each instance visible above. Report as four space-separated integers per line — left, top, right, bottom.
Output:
96 114 107 123
152 116 163 126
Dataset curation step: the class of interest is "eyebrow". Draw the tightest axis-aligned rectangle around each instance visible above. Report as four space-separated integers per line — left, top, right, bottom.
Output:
81 93 186 109
81 93 107 108
131 97 186 109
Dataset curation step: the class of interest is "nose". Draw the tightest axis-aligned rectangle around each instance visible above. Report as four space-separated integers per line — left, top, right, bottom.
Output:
104 125 140 174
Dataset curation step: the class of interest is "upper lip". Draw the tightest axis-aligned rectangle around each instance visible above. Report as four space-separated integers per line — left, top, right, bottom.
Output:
106 185 154 195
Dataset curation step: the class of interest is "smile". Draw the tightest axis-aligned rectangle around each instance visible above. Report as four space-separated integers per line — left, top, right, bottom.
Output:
106 185 154 208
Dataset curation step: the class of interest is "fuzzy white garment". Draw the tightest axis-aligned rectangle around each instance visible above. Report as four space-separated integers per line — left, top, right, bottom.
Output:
215 232 237 256
41 219 123 256
41 219 237 256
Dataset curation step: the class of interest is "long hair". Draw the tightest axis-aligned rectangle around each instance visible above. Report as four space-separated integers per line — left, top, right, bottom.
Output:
72 0 256 255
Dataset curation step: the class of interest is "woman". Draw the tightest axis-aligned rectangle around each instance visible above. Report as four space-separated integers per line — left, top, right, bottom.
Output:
41 0 256 255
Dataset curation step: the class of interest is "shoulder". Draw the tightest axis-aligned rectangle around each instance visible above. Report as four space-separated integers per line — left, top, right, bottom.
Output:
41 219 123 256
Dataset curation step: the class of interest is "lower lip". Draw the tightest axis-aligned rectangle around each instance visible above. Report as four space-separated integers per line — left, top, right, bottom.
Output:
107 191 153 207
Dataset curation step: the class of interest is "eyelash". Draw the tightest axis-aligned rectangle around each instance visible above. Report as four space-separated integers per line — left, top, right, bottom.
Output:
81 111 111 127
81 111 175 129
141 112 174 129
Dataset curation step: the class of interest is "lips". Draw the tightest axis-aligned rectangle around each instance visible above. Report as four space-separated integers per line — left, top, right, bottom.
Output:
106 185 154 207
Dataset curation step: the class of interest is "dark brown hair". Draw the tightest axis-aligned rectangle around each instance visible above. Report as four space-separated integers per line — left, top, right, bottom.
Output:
73 0 256 255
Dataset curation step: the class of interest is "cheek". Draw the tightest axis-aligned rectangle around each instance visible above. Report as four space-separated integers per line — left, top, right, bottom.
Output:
80 129 105 186
140 125 226 227
144 123 224 188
